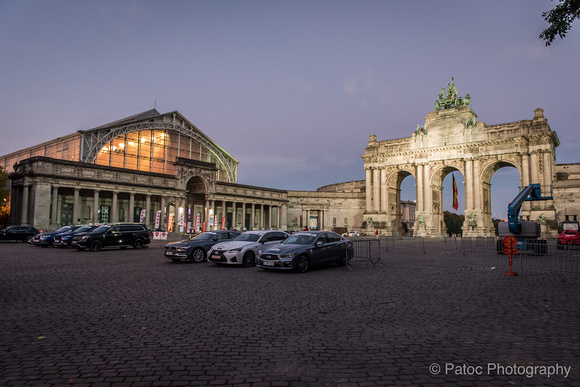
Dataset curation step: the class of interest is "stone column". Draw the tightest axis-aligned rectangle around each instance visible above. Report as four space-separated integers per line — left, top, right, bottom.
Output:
21 184 29 225
231 201 237 230
473 159 481 214
521 153 530 188
260 204 265 230
373 168 380 212
72 188 80 225
365 169 372 212
204 199 210 230
268 205 273 229
380 169 388 215
145 194 151 227
464 159 473 211
159 196 165 230
241 202 246 230
416 164 424 213
251 203 255 230
530 151 539 184
93 190 100 224
543 151 552 191
128 193 135 223
111 191 118 223
51 186 59 226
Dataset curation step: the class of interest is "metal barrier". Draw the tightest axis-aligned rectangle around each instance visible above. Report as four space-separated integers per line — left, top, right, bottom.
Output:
441 237 460 255
460 237 497 255
383 236 426 255
347 239 383 267
506 239 580 275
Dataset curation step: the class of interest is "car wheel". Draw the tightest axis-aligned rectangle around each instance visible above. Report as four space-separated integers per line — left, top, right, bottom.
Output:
89 240 102 252
295 255 310 273
242 251 256 267
133 238 144 249
190 248 206 263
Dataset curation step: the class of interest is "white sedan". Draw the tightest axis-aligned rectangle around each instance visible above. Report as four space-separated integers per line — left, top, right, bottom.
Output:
208 230 289 267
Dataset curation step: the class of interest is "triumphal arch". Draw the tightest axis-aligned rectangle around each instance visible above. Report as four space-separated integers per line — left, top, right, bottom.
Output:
362 79 560 237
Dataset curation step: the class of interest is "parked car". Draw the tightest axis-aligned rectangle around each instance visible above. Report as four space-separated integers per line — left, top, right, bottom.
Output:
208 230 289 267
343 230 359 237
164 230 241 263
257 231 354 273
34 225 85 247
53 225 98 247
0 226 40 242
71 223 150 251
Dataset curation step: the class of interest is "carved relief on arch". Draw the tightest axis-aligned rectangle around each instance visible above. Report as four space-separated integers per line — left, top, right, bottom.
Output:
386 165 413 187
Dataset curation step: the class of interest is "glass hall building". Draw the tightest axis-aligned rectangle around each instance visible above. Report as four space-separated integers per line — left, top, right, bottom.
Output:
1 110 288 232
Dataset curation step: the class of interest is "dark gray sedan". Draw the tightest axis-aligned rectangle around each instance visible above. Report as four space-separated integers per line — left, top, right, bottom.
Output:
257 231 354 273
164 230 241 263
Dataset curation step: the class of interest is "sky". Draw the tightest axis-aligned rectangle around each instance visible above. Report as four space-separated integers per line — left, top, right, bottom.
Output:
0 0 578 219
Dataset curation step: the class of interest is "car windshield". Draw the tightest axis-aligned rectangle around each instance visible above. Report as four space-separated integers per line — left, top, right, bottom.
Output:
74 226 92 233
233 233 260 242
563 223 579 231
283 234 316 245
54 226 71 233
190 233 215 241
93 225 111 233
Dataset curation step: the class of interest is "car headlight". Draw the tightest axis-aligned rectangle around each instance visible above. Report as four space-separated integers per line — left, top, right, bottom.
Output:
81 235 90 240
40 235 50 240
280 252 296 258
228 247 242 252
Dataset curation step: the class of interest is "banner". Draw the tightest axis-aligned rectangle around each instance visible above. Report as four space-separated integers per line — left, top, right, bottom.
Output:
195 213 201 232
221 216 226 230
155 210 161 229
139 210 146 224
178 213 185 233
452 173 459 210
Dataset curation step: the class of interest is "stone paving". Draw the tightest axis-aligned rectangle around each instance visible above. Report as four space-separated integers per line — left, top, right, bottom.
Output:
0 239 578 386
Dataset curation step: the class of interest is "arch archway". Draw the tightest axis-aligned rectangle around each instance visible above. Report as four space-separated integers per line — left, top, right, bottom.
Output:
362 106 559 237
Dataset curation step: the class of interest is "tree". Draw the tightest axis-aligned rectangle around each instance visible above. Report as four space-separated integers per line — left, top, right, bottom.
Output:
443 211 464 237
540 0 580 46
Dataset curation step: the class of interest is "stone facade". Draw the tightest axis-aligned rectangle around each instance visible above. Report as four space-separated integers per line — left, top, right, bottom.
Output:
3 106 578 237
362 106 578 238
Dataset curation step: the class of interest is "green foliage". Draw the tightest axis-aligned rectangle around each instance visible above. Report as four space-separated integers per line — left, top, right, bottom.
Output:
443 211 464 237
540 0 580 46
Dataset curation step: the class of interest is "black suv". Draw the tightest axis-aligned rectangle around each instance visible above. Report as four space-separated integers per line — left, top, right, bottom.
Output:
0 226 40 242
71 223 150 251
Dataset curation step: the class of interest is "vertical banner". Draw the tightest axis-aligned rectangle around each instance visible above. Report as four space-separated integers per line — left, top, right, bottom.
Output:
178 213 185 233
195 213 201 232
139 210 146 224
168 214 174 232
221 216 226 230
214 215 218 230
155 210 161 229
202 221 206 232
452 173 459 210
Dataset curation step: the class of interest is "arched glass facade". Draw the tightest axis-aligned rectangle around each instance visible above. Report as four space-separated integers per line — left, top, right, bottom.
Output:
95 129 223 176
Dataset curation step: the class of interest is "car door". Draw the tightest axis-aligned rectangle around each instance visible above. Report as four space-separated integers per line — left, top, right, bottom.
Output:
325 232 344 263
312 233 332 264
106 225 124 247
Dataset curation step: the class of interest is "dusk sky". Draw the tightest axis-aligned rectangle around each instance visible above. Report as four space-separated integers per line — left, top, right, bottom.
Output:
1 0 578 219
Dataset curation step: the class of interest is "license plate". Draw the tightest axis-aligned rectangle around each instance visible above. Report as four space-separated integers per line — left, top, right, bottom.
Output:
210 254 220 260
264 261 274 266
165 251 173 256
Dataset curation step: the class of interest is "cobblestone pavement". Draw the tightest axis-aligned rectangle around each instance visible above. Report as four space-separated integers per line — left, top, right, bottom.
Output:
1 239 578 386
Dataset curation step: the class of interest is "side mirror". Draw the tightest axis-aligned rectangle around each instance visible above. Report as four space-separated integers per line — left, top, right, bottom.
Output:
316 240 325 247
